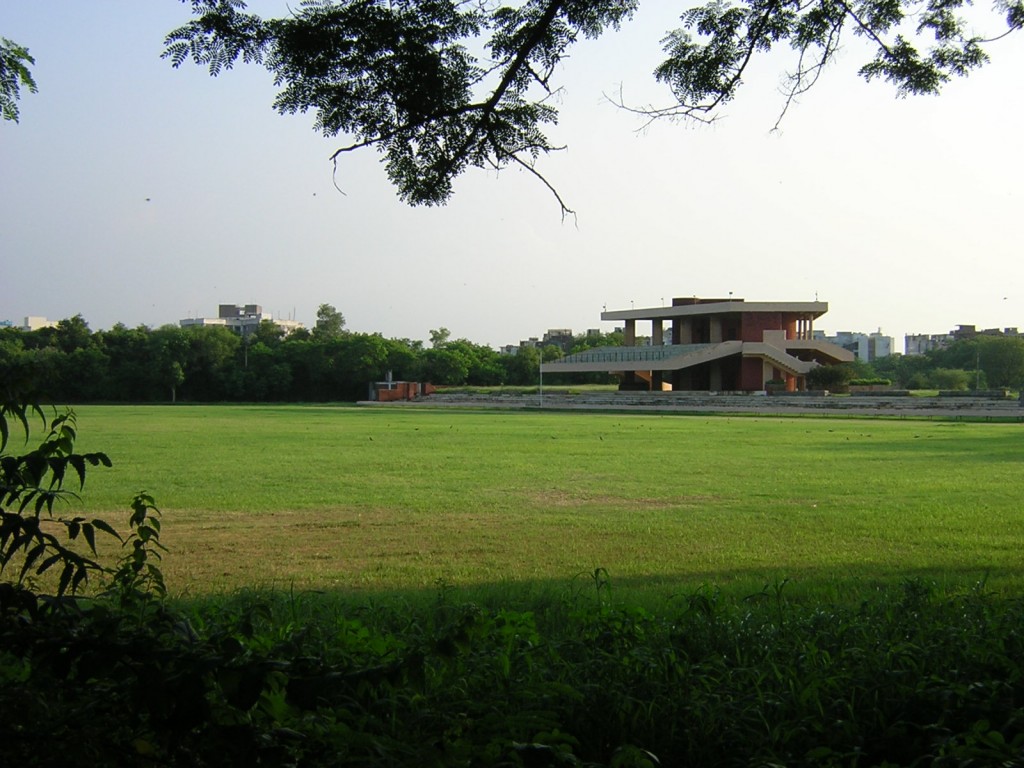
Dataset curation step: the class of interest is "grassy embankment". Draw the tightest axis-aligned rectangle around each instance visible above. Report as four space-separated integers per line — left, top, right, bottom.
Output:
70 404 1024 603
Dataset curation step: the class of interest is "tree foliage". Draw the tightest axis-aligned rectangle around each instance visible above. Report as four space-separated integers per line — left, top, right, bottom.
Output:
0 36 37 123
165 0 1021 208
313 302 346 339
0 402 116 595
11 311 1024 399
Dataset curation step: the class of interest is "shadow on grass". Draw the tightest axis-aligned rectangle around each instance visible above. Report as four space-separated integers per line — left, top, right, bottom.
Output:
171 562 1024 618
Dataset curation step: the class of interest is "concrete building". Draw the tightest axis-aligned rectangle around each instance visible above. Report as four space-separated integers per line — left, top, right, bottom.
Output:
905 332 955 355
542 328 575 353
19 316 58 331
904 325 1021 355
541 296 854 392
813 330 894 362
180 304 303 336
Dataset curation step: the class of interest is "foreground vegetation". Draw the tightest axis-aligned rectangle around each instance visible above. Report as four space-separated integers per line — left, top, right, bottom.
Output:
3 404 1023 765
5 576 1024 767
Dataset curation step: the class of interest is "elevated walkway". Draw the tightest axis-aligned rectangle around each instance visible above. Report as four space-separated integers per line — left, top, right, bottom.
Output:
542 339 851 380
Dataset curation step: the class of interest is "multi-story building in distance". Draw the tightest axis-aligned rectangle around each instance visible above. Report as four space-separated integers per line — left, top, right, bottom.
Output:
542 296 853 392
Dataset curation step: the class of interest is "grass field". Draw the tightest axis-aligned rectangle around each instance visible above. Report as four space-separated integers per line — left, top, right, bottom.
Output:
64 404 1024 601
9 404 1024 765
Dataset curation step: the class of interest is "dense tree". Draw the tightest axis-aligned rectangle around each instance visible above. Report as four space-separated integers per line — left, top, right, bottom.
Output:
100 324 161 401
429 327 452 349
929 367 974 390
18 311 1024 402
871 352 934 389
976 337 1024 389
502 345 540 385
382 337 422 382
150 326 190 402
239 341 294 400
165 0 1022 210
419 347 471 385
570 330 625 354
251 318 287 347
313 303 346 339
53 314 93 355
0 332 30 397
180 325 241 400
333 333 394 397
930 336 1024 389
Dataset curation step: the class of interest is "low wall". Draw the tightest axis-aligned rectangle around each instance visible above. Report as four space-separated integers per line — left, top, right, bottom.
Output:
363 390 1023 419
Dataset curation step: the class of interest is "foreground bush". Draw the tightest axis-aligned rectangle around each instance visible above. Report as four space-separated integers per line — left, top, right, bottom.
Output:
2 577 1022 767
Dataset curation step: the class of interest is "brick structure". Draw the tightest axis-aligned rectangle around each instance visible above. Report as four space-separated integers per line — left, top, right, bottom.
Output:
542 296 853 392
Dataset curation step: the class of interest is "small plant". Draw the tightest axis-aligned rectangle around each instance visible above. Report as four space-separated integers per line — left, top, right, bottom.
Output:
0 399 118 595
104 492 168 605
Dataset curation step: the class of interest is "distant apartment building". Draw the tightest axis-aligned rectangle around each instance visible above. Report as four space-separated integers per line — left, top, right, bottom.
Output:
501 329 575 355
541 328 575 353
812 330 894 362
951 324 1020 340
180 304 303 336
19 316 58 331
904 324 1021 355
904 333 955 355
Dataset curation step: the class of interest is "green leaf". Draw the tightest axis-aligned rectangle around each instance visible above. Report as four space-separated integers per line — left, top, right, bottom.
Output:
91 517 123 542
19 542 45 581
68 455 87 487
57 562 74 596
82 522 96 553
36 551 62 575
70 565 88 594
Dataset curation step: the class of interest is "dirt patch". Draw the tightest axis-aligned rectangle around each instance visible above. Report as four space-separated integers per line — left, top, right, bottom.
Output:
528 489 722 510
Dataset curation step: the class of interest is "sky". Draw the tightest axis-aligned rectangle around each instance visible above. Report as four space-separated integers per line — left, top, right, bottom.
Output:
2 2 1022 351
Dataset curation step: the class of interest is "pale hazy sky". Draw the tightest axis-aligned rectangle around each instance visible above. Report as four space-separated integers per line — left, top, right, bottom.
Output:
2 2 1021 350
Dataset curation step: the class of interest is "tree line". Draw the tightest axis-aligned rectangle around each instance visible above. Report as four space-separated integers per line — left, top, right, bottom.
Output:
0 309 622 404
4 310 1021 403
811 335 1024 392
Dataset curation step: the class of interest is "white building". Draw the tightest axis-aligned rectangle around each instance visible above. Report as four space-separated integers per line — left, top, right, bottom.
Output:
180 304 303 336
813 330 894 362
20 316 58 331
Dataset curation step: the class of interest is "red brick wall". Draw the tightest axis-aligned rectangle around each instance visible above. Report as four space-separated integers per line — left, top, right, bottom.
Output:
740 312 783 342
739 312 799 342
740 358 764 390
376 382 433 401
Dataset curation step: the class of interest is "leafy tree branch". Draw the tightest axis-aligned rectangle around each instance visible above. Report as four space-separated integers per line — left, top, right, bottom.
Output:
164 0 1020 207
0 36 37 122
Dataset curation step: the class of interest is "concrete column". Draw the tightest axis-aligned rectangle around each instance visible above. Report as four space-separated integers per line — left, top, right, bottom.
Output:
710 316 723 343
652 320 663 346
709 363 722 391
676 319 692 344
625 319 636 346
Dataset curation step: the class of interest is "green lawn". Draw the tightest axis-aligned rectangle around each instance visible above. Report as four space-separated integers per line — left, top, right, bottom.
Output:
65 405 1024 599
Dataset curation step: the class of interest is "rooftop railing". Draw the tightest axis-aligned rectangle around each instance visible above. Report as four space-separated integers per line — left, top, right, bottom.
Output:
553 344 712 365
